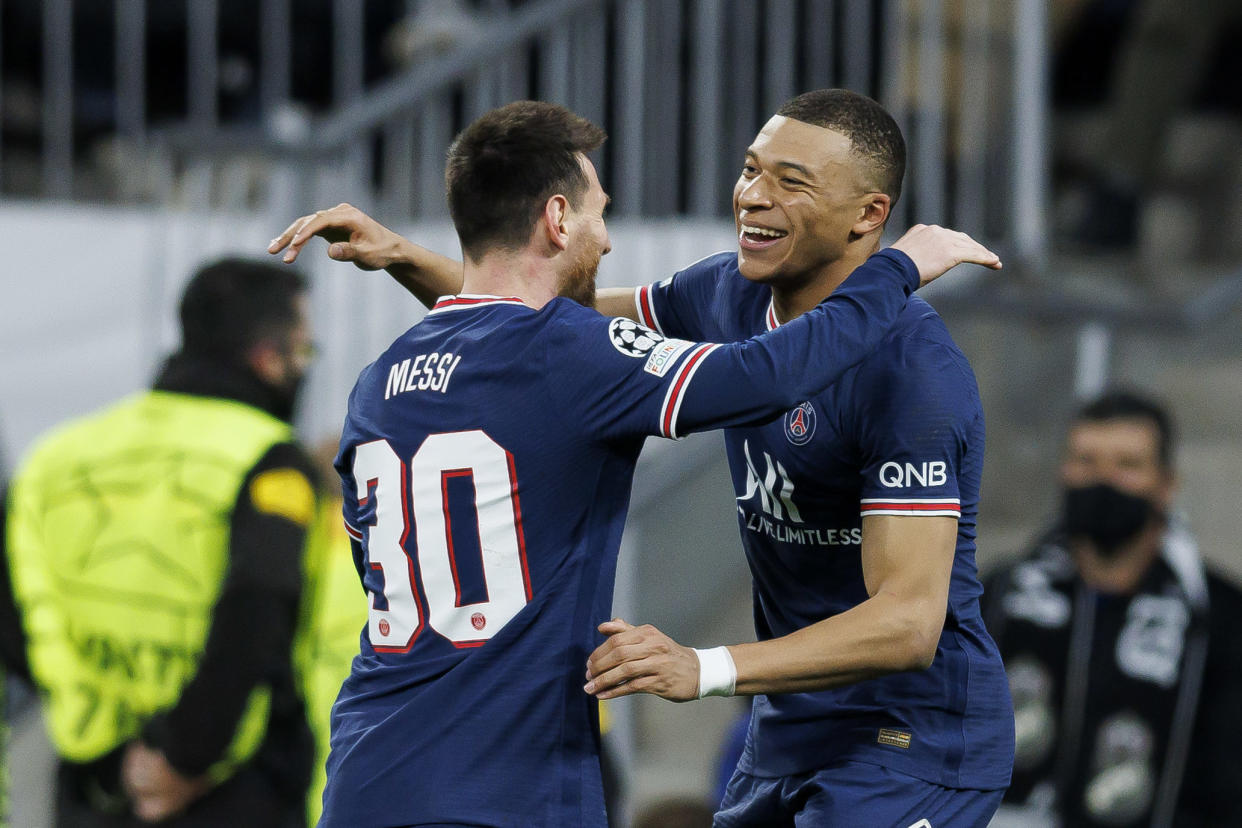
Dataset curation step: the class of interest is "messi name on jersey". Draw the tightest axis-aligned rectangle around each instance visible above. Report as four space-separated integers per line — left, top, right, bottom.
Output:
384 351 463 399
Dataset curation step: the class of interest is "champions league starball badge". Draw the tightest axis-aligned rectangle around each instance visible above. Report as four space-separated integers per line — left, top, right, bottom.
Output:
608 317 664 358
784 401 816 445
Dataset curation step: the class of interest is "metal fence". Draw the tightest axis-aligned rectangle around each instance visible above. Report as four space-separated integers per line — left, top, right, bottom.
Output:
2 0 1050 267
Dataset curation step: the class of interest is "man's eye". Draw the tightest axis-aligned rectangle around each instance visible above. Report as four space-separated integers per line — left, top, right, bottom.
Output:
742 165 757 175
781 177 805 186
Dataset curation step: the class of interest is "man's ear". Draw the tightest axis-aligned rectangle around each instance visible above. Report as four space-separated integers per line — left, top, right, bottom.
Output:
541 194 571 251
851 193 891 236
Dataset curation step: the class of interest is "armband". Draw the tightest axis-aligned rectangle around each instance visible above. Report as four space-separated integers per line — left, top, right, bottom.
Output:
694 646 737 699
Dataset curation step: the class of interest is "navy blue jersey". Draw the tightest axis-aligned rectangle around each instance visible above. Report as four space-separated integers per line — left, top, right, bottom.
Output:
637 252 1014 792
325 251 920 827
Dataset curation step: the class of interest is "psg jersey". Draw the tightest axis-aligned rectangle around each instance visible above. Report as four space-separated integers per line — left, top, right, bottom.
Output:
323 251 920 826
636 252 1015 792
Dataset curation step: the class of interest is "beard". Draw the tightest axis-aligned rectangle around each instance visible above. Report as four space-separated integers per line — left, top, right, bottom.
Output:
557 242 600 307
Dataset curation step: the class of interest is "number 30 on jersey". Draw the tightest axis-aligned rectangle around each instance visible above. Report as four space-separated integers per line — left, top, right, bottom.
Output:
350 431 532 651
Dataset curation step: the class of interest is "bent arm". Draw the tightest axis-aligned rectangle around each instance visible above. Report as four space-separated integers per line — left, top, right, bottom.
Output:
382 244 463 308
585 515 957 700
596 287 642 320
269 203 464 308
269 203 644 316
731 514 956 694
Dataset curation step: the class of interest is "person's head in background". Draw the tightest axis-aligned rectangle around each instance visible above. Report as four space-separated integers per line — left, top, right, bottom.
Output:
167 257 312 422
1059 389 1177 592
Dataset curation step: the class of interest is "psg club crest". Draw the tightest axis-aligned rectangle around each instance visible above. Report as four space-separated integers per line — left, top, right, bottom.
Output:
608 317 664 358
784 402 816 445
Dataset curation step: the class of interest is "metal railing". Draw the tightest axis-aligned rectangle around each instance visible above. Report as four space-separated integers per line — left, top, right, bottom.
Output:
4 0 1052 267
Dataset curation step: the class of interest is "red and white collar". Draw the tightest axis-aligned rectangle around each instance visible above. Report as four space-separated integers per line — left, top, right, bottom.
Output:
765 298 781 331
427 294 529 315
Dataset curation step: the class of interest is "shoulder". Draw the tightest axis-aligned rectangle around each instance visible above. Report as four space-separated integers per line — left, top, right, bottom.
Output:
249 440 316 481
851 299 979 407
14 395 136 475
886 297 960 353
670 251 760 301
674 250 737 281
989 536 1071 585
239 441 318 527
542 299 664 356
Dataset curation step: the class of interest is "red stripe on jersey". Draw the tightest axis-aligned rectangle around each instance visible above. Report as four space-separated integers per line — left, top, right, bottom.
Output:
637 286 659 331
660 344 715 438
431 296 526 311
505 449 534 602
343 521 364 540
860 502 962 513
766 300 778 331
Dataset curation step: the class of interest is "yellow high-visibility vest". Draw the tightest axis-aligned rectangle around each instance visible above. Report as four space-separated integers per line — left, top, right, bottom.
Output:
6 391 298 782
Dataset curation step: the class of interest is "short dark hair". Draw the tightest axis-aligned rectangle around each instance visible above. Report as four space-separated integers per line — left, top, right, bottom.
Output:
178 258 308 361
1073 389 1176 469
445 100 606 262
777 89 906 207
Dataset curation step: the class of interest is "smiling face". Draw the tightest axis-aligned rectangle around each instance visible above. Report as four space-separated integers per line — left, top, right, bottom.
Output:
732 115 889 288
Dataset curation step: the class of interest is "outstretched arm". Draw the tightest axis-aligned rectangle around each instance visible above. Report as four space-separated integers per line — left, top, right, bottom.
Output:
670 225 1000 439
269 203 644 317
269 203 463 308
584 514 957 701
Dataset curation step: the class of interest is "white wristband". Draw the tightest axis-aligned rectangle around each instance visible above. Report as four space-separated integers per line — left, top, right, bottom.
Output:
694 646 737 699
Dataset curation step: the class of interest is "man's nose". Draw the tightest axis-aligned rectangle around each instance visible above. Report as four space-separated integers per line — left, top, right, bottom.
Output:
738 176 772 209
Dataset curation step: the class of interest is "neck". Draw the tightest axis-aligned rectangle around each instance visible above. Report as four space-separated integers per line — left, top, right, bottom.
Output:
459 251 560 310
768 236 881 324
1070 522 1164 594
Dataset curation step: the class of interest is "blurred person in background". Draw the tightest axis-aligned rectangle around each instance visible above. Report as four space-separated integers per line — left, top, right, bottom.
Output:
3 259 317 827
983 389 1242 827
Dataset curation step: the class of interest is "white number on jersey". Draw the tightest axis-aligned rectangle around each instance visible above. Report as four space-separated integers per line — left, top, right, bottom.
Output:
352 431 532 651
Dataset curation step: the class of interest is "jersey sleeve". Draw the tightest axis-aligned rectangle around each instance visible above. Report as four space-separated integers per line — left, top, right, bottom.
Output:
852 336 979 519
554 248 919 442
632 252 732 341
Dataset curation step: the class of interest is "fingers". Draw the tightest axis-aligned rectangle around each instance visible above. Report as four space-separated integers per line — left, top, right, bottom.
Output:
278 213 335 263
597 617 632 635
585 656 657 698
948 228 1002 270
267 217 306 256
890 223 1004 287
267 203 361 263
587 637 662 681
